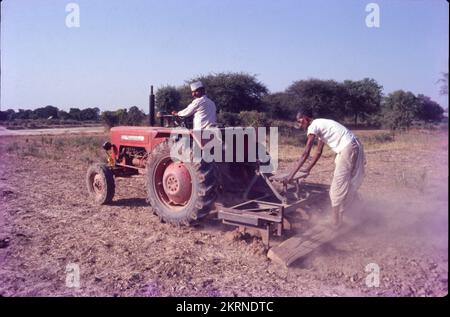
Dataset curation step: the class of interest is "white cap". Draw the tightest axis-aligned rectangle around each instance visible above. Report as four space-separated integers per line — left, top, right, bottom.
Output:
190 81 204 92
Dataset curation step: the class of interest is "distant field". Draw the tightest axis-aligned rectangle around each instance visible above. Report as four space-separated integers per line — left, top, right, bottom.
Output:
0 126 106 137
0 119 102 130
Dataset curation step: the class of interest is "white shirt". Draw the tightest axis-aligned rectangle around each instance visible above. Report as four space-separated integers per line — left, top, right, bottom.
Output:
307 118 355 153
177 95 217 130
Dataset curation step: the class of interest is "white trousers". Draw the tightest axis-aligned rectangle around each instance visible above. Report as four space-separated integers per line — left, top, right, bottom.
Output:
329 139 365 208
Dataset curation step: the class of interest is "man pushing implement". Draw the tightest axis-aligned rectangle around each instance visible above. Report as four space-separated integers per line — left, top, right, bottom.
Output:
284 109 366 228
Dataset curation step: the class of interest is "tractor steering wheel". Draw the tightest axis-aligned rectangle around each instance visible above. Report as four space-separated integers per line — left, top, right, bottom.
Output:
172 115 187 128
157 112 188 128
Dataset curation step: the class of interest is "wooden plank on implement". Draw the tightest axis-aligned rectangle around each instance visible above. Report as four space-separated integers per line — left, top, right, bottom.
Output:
267 222 354 267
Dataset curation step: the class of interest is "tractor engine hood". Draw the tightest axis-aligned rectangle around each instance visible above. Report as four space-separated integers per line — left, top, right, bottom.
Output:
110 126 191 152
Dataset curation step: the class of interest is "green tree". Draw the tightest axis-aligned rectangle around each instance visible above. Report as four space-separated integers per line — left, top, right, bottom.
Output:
101 111 119 128
79 107 100 121
0 109 16 121
438 72 448 96
115 109 128 125
155 86 182 112
178 84 193 110
262 92 296 120
69 108 82 121
415 94 444 123
100 107 146 127
285 79 347 120
186 72 268 113
217 111 240 126
15 109 33 120
343 78 383 125
382 90 418 131
34 105 58 119
57 110 71 120
125 106 146 125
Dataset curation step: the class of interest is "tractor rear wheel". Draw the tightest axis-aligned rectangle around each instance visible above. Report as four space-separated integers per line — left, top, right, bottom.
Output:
86 163 115 205
146 140 217 225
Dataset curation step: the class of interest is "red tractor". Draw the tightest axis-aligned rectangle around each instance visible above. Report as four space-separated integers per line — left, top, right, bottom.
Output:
86 87 262 225
86 123 222 225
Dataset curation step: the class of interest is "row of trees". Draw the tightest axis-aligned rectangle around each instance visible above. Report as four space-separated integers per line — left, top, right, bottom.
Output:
0 104 149 129
100 106 147 127
156 72 446 130
382 91 446 130
0 106 101 122
1 72 446 130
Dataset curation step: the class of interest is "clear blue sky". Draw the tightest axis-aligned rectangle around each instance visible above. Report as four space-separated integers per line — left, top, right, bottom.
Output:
1 0 448 112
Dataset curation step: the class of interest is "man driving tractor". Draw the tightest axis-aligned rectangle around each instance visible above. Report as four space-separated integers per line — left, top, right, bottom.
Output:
171 81 217 130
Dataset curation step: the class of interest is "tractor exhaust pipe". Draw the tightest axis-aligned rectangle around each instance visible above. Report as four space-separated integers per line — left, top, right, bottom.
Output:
149 85 155 126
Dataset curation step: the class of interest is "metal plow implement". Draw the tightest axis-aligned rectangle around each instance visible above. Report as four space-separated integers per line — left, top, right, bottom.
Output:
214 168 354 267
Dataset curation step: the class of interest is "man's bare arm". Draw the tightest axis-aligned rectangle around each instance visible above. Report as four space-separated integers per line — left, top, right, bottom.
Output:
287 134 315 182
304 139 324 173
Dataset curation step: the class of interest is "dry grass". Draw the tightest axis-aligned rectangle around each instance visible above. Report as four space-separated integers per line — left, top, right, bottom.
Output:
0 128 447 296
278 129 396 163
1 134 108 164
278 128 448 193
279 129 447 158
3 128 443 182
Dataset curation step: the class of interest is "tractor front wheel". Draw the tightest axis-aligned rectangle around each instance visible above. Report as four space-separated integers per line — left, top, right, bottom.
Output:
86 163 115 205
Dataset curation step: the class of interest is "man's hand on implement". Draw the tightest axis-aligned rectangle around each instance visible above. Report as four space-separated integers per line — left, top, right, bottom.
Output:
299 168 311 176
282 169 310 185
283 175 293 185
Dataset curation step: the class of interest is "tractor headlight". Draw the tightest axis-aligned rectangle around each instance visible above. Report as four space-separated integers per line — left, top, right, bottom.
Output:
102 141 112 151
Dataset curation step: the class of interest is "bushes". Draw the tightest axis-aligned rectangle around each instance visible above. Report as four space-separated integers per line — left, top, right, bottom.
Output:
100 107 147 128
189 73 268 113
363 113 383 128
217 111 240 126
155 86 182 112
359 132 394 145
238 111 269 127
382 91 418 131
217 110 269 127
